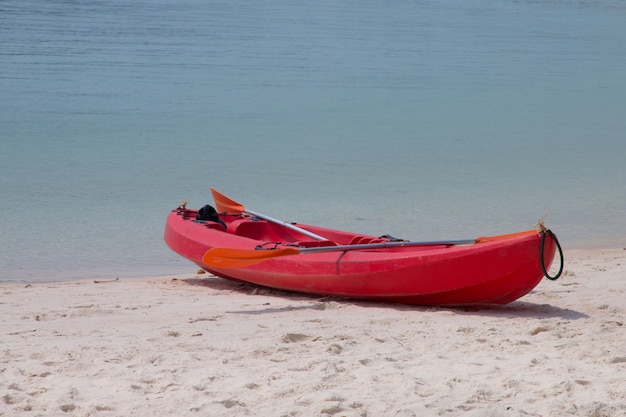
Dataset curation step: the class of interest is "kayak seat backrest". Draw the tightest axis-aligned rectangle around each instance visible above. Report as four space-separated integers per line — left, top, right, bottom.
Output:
227 218 250 234
349 236 365 244
233 219 276 240
349 236 388 245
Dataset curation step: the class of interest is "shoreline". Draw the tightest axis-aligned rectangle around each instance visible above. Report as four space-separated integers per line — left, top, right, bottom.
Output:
1 248 625 416
2 244 624 287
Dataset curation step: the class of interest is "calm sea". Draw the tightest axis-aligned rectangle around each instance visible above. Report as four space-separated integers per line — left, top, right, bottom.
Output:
2 0 626 282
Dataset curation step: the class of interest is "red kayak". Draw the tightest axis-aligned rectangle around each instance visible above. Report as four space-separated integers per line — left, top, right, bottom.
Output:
164 190 562 306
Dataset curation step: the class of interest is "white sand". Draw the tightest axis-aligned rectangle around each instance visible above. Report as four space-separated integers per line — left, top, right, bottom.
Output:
1 249 625 417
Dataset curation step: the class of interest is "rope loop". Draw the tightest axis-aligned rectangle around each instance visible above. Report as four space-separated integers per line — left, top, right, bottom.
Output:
540 229 564 280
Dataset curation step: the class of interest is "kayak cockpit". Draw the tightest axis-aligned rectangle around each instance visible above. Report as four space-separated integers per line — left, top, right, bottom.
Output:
181 204 397 248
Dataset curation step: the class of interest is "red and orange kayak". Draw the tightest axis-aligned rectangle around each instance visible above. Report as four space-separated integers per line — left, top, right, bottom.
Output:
164 192 562 306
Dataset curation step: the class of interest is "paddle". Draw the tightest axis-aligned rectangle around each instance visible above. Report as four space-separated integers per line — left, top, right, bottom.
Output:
201 230 538 268
210 188 327 241
202 240 472 268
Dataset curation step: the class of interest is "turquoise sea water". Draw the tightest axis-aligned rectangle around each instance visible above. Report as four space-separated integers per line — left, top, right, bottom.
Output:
2 0 626 282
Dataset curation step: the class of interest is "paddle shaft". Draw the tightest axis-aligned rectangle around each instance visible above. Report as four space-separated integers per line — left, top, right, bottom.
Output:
291 238 475 254
292 230 537 254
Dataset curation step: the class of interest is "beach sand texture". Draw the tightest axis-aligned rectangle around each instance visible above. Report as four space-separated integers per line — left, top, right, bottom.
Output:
1 249 625 417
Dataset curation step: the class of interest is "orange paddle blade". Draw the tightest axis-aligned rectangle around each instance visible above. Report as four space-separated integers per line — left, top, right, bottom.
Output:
211 188 246 214
202 247 301 268
475 229 537 244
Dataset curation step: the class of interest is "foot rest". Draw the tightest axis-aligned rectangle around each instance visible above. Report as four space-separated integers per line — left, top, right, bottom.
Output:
295 240 338 248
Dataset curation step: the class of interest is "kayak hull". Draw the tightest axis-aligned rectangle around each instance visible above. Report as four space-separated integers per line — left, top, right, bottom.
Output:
164 208 557 306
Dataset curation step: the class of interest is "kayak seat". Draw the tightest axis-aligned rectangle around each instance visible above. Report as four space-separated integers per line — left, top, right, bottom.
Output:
232 219 269 240
368 238 386 243
348 236 390 245
232 219 291 241
348 236 373 245
227 218 251 234
349 236 366 244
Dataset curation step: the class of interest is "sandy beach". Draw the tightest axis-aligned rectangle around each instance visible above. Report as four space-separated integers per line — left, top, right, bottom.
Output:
1 249 624 417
